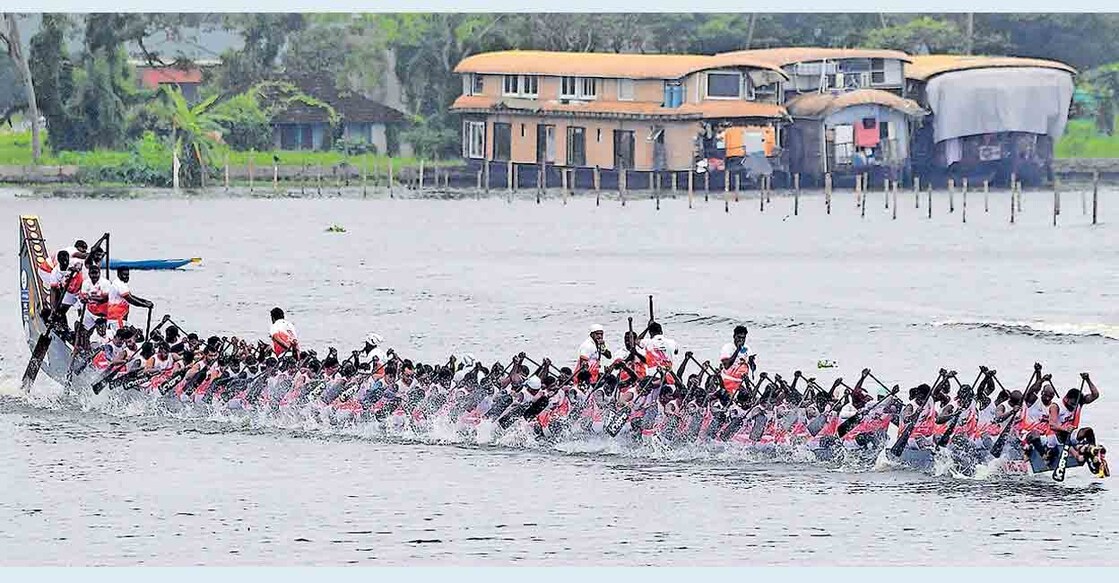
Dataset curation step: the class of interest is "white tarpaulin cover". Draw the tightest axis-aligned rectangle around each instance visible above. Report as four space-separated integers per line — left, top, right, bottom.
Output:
924 67 1074 143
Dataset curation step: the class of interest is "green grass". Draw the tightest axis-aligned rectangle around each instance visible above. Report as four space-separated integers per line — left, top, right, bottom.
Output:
1055 119 1119 158
0 128 451 171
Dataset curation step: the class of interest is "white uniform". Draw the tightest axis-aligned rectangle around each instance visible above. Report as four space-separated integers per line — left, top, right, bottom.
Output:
80 278 111 328
269 319 298 356
577 337 610 376
639 335 679 369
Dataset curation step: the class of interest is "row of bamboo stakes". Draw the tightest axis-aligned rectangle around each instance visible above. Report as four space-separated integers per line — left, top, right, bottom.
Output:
194 156 1101 226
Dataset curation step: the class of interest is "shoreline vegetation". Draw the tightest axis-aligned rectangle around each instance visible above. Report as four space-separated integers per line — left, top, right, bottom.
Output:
2 120 1119 188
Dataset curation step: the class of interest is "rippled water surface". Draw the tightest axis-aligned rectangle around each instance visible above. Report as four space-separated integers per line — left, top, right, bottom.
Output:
1 187 1117 565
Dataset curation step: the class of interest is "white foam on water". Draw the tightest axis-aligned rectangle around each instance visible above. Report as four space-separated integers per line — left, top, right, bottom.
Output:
934 319 1119 341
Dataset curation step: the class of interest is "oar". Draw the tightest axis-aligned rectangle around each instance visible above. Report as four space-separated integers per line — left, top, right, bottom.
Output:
91 315 170 394
887 369 949 458
934 375 972 450
1053 377 1088 482
836 370 899 437
988 369 1038 458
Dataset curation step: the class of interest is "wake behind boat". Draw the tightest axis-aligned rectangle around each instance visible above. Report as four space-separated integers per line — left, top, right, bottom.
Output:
16 216 1110 481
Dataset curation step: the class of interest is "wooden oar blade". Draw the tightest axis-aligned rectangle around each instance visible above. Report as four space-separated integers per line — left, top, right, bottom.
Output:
21 332 53 392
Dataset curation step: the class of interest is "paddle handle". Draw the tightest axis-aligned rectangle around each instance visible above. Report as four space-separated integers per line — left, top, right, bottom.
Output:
648 295 654 321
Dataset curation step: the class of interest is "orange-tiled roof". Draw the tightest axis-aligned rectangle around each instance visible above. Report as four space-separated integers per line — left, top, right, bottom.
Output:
785 89 926 118
720 47 911 67
454 50 787 79
906 54 1077 81
451 95 788 120
677 101 788 119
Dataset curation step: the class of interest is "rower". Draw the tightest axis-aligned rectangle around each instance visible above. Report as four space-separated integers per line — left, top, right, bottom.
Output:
639 321 679 372
88 317 111 350
576 324 612 384
107 268 154 331
269 307 299 358
1044 373 1101 453
38 249 83 326
79 263 110 336
62 239 89 269
718 325 755 395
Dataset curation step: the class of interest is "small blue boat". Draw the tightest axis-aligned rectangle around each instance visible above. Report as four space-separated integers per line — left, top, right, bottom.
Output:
106 257 202 271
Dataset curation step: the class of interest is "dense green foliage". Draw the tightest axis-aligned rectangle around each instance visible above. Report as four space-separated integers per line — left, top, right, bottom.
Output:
3 12 1119 181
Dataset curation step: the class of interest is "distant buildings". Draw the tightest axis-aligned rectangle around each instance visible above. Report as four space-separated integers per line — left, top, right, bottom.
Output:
452 48 1076 187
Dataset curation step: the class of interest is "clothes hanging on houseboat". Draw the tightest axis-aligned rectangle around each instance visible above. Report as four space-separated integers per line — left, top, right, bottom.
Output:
855 118 880 148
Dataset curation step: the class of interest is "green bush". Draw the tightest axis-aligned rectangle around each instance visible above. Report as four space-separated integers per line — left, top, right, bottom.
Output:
209 92 274 151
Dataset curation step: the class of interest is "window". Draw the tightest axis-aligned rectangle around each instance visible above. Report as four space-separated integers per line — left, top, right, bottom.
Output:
567 126 586 167
617 78 635 101
536 124 556 163
871 58 887 84
493 123 512 161
578 77 597 99
503 75 520 96
464 74 484 95
663 80 684 108
522 75 539 97
707 72 741 99
463 121 485 159
561 76 597 100
613 130 635 170
561 76 577 99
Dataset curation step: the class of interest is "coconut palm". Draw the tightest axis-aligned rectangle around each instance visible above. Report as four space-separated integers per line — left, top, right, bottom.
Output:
156 85 227 188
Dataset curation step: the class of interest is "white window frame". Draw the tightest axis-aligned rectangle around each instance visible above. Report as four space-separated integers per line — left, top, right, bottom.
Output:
617 78 635 101
578 77 598 100
464 74 483 96
503 75 520 96
521 75 539 98
560 76 577 99
463 120 485 159
705 71 742 100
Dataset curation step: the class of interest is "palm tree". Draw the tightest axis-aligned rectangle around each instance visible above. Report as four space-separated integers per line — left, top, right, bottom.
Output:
156 85 226 188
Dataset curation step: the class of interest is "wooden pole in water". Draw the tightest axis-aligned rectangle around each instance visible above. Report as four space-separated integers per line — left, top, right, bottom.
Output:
687 171 694 209
884 178 891 209
672 172 678 195
594 167 601 206
1053 177 1060 226
892 186 898 220
704 171 710 201
794 173 800 216
362 160 368 198
273 159 279 191
620 169 627 206
1010 181 1016 224
561 167 568 197
223 153 230 191
724 169 730 200
1092 171 1099 225
962 179 968 223
914 175 921 208
927 184 933 219
483 160 490 193
825 172 832 215
316 163 323 196
983 179 989 213
418 159 426 195
734 173 740 202
765 175 771 203
507 161 514 193
476 169 483 191
388 158 394 198
860 185 867 218
948 178 955 213
248 155 254 193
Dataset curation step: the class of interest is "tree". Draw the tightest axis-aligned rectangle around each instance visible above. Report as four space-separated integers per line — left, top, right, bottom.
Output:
861 16 968 55
212 13 305 92
154 86 225 188
284 15 389 101
1 13 42 163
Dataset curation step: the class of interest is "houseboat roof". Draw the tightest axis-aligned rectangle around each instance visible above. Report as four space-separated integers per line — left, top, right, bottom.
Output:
451 95 788 121
454 50 788 80
720 47 911 67
906 55 1077 82
785 89 926 118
